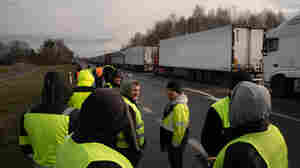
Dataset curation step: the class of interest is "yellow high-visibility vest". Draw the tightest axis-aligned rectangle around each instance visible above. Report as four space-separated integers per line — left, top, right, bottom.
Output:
211 96 230 128
56 137 133 168
116 97 145 148
213 124 288 168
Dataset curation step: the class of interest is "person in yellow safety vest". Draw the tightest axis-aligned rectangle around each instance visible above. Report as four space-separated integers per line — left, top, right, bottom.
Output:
68 69 95 110
201 71 253 157
160 81 190 168
104 70 122 88
103 65 117 84
19 72 80 168
213 81 288 168
94 66 105 88
116 79 146 167
56 89 134 168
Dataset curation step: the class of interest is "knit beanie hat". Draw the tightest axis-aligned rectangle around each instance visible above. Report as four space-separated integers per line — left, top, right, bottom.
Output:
166 81 183 94
228 71 253 90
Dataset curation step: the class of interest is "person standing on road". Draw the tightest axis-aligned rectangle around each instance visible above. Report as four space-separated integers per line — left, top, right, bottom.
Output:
104 70 122 88
213 81 288 168
160 81 190 168
56 89 134 168
68 69 95 110
92 66 106 88
116 79 146 167
19 71 80 168
201 71 253 157
103 65 117 84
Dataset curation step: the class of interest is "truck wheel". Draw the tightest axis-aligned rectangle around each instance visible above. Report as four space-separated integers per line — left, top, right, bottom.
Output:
271 75 287 97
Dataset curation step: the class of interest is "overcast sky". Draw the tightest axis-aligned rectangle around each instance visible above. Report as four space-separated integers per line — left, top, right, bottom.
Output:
1 0 300 57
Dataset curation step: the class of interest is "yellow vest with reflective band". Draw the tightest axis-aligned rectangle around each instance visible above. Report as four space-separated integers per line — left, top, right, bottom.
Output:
68 69 95 110
56 137 133 168
20 113 69 167
211 96 230 128
105 82 113 88
116 97 145 148
162 103 190 146
213 124 288 168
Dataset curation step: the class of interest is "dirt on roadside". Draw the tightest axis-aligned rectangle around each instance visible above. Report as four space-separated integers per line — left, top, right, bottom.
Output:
0 63 37 80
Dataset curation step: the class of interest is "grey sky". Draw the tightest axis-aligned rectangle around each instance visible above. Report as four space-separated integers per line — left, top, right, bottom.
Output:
1 0 300 57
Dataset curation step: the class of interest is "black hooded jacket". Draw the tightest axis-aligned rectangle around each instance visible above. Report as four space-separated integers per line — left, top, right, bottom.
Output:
70 89 132 168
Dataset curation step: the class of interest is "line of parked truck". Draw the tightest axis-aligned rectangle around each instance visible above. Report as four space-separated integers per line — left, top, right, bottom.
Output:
91 12 300 97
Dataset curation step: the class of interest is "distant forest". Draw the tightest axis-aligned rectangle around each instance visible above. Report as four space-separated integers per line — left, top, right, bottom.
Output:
124 5 285 48
0 39 74 65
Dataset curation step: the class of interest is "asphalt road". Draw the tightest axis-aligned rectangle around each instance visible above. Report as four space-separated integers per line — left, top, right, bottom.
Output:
2 70 299 168
130 71 300 168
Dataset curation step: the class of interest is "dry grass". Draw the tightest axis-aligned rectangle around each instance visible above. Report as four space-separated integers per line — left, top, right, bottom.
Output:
0 64 76 144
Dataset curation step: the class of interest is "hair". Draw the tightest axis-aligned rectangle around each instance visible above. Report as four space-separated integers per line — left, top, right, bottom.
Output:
166 80 183 94
132 80 140 87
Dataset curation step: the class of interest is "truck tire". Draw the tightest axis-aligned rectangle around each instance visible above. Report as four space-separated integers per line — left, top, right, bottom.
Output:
271 75 287 97
287 78 295 97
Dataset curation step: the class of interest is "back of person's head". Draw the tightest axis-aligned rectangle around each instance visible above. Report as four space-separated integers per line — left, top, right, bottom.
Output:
228 71 253 90
74 88 129 144
230 81 271 128
166 80 183 94
38 71 71 114
103 65 116 82
95 67 103 77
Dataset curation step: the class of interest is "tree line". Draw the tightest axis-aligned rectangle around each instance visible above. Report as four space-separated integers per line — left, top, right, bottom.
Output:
124 6 285 48
0 38 74 65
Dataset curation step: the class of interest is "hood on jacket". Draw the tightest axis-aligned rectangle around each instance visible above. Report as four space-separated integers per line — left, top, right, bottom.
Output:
120 79 134 98
77 69 95 87
32 71 70 114
103 65 116 82
73 88 129 146
230 81 271 128
172 93 188 104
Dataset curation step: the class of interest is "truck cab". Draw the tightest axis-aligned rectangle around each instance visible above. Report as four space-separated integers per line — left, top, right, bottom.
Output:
263 12 300 97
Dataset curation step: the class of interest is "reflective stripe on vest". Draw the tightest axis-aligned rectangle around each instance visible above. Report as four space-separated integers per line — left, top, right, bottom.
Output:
211 96 230 128
62 107 76 116
56 137 133 168
105 82 113 88
213 124 288 168
23 113 69 167
116 97 144 148
162 104 190 132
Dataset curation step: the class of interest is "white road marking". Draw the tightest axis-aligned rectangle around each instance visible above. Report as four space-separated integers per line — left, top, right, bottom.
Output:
184 87 300 122
183 88 219 101
143 107 153 113
271 112 300 122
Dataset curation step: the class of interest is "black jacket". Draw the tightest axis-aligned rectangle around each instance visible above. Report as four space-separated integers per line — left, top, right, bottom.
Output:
71 89 133 168
201 107 231 157
222 122 269 168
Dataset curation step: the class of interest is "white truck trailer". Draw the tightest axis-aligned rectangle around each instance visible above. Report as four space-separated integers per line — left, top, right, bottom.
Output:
122 46 158 71
110 52 125 68
158 25 264 83
263 12 300 97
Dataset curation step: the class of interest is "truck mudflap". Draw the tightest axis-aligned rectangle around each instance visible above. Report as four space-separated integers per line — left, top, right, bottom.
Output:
294 79 300 93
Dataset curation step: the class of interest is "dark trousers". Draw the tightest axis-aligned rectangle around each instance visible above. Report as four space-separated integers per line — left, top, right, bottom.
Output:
117 148 143 167
166 129 189 168
167 146 185 168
